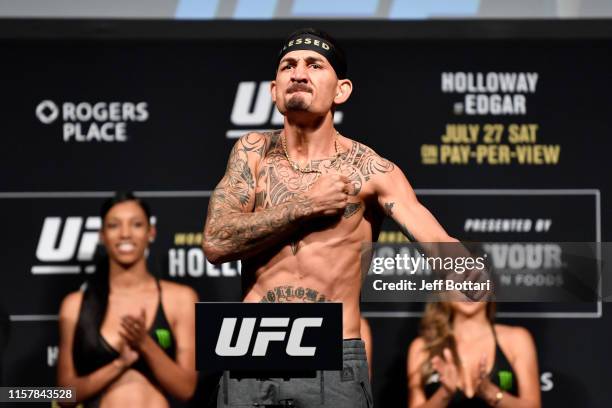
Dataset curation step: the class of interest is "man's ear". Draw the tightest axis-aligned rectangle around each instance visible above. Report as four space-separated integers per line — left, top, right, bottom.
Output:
270 80 277 103
333 79 353 105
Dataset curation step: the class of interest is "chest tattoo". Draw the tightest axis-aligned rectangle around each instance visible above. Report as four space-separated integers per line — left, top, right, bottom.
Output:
254 135 395 253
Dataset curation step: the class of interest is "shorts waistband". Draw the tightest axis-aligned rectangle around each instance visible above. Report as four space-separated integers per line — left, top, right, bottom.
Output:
343 338 366 361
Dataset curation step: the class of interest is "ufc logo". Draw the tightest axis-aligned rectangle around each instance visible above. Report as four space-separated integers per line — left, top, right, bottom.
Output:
231 81 284 127
33 215 155 274
215 317 322 357
36 216 100 262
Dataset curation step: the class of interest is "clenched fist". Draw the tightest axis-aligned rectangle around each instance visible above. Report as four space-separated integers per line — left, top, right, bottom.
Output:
304 174 352 217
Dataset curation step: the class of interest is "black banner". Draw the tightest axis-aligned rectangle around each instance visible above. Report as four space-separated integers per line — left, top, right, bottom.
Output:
0 20 610 408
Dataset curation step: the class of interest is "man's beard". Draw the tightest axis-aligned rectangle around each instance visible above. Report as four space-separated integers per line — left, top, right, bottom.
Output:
286 94 309 111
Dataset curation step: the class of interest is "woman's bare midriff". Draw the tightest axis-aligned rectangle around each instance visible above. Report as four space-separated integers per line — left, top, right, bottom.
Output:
99 369 168 408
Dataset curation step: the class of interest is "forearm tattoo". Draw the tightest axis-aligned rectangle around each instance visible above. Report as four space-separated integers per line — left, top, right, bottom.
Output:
204 133 314 256
384 201 416 242
259 285 329 303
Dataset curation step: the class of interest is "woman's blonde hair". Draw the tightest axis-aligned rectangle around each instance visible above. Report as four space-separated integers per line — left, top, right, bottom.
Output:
419 302 496 383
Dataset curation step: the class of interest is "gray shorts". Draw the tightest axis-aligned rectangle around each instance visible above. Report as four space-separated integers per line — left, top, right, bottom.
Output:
216 339 373 408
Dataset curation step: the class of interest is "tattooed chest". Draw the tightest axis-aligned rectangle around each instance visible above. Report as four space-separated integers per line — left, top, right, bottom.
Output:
253 153 365 211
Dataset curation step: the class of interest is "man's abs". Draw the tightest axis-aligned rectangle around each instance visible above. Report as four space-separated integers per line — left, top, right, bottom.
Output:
242 237 366 339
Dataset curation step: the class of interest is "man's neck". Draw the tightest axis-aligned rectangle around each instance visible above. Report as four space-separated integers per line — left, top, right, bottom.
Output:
283 113 337 163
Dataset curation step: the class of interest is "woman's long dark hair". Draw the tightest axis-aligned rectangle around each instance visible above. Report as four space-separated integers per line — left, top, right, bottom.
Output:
72 192 153 377
87 191 152 329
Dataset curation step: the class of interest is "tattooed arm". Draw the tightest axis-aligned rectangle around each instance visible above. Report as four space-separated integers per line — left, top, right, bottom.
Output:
203 133 306 264
373 162 494 300
203 133 350 264
373 163 455 243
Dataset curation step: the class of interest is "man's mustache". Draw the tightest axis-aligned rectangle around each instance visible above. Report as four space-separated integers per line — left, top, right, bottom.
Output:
287 83 313 93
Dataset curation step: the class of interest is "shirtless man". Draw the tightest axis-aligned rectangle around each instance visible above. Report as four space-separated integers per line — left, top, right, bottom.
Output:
203 28 460 408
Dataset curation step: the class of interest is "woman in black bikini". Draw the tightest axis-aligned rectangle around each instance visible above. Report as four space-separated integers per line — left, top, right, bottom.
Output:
57 192 198 407
407 302 541 407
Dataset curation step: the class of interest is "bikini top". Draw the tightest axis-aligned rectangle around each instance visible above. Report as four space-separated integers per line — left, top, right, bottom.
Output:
72 279 177 384
423 326 517 407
